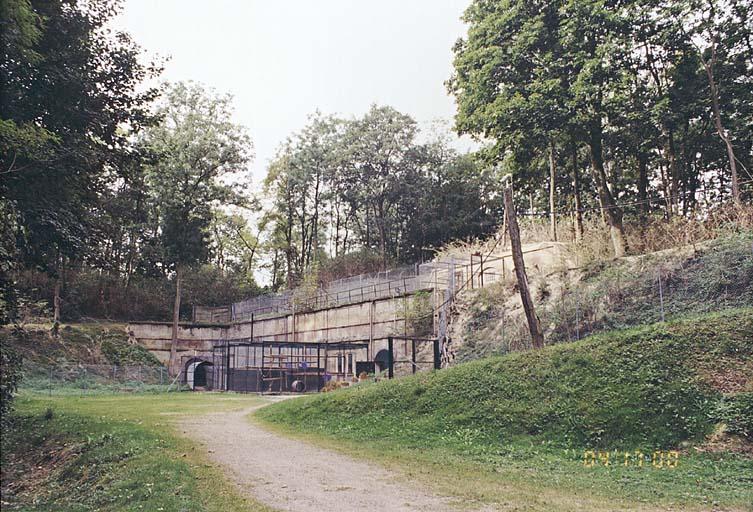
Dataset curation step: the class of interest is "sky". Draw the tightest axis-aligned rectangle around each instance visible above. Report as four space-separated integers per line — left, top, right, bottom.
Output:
112 0 475 191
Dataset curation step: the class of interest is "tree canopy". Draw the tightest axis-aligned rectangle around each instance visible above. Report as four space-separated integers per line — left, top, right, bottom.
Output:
261 106 502 288
449 0 752 256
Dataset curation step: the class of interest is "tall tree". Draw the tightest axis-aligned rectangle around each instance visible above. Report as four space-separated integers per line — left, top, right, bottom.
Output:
141 82 253 373
1 0 160 327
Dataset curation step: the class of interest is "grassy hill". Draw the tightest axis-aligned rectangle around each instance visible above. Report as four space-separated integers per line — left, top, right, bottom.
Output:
0 323 160 367
258 309 753 510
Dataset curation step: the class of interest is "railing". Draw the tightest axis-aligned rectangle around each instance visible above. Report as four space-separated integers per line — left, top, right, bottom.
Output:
193 246 556 324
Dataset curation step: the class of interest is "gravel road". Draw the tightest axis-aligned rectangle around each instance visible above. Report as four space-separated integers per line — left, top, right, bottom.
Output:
179 400 462 512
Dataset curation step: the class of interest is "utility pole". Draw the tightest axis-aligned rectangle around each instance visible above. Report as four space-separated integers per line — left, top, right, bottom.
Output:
503 182 545 349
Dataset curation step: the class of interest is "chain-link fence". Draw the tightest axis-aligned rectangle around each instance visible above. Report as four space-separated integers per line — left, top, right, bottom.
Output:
197 263 454 322
192 248 559 325
20 362 177 395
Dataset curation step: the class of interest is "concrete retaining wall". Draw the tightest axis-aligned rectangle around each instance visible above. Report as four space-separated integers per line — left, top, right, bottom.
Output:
128 290 433 374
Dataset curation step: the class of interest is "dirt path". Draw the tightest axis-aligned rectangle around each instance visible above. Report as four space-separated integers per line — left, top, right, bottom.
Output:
179 400 463 512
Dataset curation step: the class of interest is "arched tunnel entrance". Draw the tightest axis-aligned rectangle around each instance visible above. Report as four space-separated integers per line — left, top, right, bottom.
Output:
186 359 213 390
374 349 390 374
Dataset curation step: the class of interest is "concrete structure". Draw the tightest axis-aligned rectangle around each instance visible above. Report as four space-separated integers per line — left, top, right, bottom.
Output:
128 290 432 377
127 243 568 381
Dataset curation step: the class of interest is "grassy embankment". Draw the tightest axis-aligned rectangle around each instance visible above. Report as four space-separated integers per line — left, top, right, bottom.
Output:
257 309 753 511
2 393 272 512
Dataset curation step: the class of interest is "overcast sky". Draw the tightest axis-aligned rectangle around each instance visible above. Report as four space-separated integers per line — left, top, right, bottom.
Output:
112 0 474 190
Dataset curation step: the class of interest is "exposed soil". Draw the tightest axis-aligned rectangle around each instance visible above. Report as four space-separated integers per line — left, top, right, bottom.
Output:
179 399 466 512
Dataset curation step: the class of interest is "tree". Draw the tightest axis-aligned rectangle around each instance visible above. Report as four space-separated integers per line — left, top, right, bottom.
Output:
1 0 160 329
141 81 253 373
448 0 617 250
259 107 502 286
674 0 752 205
339 105 420 268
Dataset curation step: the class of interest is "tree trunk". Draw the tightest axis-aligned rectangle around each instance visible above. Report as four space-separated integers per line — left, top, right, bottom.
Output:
503 185 544 349
702 47 740 205
638 153 649 222
571 145 584 244
665 129 680 215
588 124 627 257
52 275 61 336
168 268 182 376
548 142 557 242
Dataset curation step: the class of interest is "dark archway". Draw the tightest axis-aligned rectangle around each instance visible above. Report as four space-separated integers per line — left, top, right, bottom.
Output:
185 358 213 390
374 349 390 373
194 362 210 387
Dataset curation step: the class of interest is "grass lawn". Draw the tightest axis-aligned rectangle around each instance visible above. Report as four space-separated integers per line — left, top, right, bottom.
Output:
256 310 753 512
257 414 752 512
1 392 273 512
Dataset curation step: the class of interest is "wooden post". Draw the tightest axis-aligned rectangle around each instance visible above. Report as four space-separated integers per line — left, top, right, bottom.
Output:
503 184 545 349
411 338 417 374
433 337 441 369
169 267 182 376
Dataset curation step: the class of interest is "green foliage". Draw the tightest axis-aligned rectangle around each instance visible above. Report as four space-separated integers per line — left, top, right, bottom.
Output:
458 232 753 361
715 393 753 439
260 309 752 449
1 0 161 273
449 0 753 254
262 107 501 287
143 81 253 271
403 291 434 337
100 336 160 367
0 324 161 368
551 233 753 340
0 332 23 427
1 394 269 511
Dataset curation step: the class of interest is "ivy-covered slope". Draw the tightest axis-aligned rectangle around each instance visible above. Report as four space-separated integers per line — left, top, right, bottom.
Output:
0 323 161 367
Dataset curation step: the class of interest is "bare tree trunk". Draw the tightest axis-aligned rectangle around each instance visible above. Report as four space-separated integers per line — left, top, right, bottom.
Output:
588 124 627 257
549 142 557 242
52 275 61 336
571 145 584 244
659 161 671 219
168 267 182 376
503 185 544 349
700 41 740 205
638 153 649 222
665 129 680 215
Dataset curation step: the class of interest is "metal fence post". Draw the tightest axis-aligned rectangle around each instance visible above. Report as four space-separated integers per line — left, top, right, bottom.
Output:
658 271 665 322
387 336 394 379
